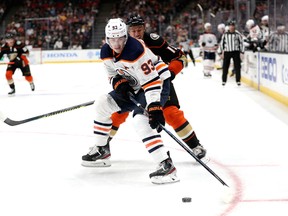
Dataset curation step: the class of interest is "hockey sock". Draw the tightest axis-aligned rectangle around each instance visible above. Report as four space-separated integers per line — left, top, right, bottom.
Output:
175 123 200 149
25 75 33 83
133 114 168 163
6 70 14 88
110 112 129 138
9 83 15 90
93 94 121 146
93 120 112 145
164 106 200 149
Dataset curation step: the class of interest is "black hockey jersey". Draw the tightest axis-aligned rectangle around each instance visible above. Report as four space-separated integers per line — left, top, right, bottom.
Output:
142 32 182 64
0 41 29 62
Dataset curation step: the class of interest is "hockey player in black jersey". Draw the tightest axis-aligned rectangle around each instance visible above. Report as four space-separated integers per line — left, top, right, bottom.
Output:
108 14 207 162
0 33 35 95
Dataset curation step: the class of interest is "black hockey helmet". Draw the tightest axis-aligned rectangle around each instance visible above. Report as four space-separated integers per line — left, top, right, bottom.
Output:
227 20 236 26
4 32 15 39
126 14 145 26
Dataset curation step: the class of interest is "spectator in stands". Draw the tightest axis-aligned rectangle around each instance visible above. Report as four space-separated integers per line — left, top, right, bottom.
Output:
100 37 106 48
62 35 70 49
54 37 63 50
4 0 97 50
0 5 4 19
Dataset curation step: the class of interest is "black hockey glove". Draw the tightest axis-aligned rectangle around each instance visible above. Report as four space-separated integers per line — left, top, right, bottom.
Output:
147 102 165 132
112 74 134 100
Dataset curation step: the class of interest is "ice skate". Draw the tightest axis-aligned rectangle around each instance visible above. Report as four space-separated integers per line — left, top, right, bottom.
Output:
150 155 180 184
8 88 15 96
30 82 35 91
192 144 210 164
203 72 212 78
81 144 111 167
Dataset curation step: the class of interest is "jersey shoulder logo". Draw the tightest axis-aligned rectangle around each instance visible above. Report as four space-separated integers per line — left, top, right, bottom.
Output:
150 33 160 40
116 68 138 87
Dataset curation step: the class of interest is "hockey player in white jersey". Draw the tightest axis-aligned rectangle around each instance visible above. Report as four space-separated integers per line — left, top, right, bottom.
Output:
198 23 218 77
245 19 266 52
260 15 269 45
81 18 179 184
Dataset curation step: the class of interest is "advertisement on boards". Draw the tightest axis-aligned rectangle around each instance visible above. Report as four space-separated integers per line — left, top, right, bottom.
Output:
258 52 288 99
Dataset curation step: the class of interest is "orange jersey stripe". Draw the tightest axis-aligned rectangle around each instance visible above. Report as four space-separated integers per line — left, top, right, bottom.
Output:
145 139 162 148
156 63 167 71
142 80 161 90
94 125 110 132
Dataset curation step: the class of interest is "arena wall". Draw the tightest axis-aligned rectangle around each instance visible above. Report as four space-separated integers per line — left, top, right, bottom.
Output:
1 49 287 106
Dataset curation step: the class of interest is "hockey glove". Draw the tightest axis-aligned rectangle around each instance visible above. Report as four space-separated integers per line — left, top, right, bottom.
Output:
112 74 134 100
147 102 165 132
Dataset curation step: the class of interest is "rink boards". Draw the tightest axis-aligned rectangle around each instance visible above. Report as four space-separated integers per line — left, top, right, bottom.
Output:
242 51 288 106
1 48 287 106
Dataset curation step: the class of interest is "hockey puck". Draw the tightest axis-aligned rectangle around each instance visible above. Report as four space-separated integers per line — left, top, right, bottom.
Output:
182 197 192 203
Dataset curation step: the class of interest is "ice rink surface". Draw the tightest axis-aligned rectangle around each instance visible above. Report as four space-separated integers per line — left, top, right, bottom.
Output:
0 62 288 216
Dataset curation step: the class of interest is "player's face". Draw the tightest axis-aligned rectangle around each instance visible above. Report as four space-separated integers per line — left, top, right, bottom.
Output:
5 39 15 47
261 20 268 26
128 25 145 40
108 36 126 53
206 26 212 33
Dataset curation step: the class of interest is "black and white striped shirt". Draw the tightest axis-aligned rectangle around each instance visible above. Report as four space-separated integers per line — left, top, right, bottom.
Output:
219 30 244 53
268 32 288 53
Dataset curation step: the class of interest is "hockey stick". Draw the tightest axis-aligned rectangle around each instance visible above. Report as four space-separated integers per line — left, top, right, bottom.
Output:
128 93 229 187
0 100 94 126
197 4 204 24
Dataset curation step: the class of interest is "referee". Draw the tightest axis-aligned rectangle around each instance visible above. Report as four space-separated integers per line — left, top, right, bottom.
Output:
218 20 244 86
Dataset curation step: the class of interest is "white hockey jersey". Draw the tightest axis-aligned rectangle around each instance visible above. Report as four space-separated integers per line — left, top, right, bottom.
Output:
248 25 264 41
179 39 192 52
100 36 170 106
198 32 218 52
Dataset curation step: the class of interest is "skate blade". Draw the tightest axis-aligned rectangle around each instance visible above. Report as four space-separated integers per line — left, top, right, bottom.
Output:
81 159 111 167
151 173 180 184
